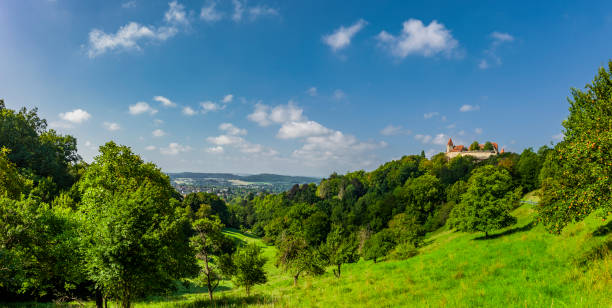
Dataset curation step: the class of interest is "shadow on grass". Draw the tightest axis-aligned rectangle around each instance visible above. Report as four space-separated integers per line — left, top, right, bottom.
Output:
474 221 536 240
593 220 612 236
171 294 273 308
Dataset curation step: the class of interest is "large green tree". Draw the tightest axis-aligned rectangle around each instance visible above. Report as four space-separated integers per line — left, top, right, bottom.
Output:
539 61 612 233
183 192 230 225
449 165 520 238
78 142 198 308
0 101 80 191
0 198 84 300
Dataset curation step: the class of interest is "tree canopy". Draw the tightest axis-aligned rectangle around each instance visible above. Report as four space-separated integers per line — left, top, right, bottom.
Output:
538 61 612 233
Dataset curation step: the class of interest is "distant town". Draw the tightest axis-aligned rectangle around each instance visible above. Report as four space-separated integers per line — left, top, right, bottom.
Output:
168 172 321 201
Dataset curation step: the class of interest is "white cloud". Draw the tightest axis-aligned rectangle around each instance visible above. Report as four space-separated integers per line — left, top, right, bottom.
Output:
322 19 367 51
491 32 514 44
423 111 439 119
222 94 234 103
307 87 317 96
478 59 489 69
145 145 156 151
200 101 224 113
152 129 166 137
201 2 223 22
87 2 186 58
103 122 121 131
380 124 411 136
333 89 346 100
247 103 271 126
206 146 224 154
160 142 191 155
154 119 164 125
292 131 385 168
475 128 483 134
376 19 458 58
232 0 279 22
246 101 306 127
129 102 158 115
121 1 136 9
479 31 514 69
277 121 331 139
219 123 247 136
459 104 480 112
153 95 176 107
231 0 245 22
164 1 189 25
552 133 564 141
59 109 91 123
415 134 432 144
458 130 466 136
248 5 278 20
207 134 244 146
182 106 197 116
432 133 449 145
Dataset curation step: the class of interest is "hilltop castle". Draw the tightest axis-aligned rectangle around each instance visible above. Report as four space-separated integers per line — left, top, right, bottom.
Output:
445 138 503 160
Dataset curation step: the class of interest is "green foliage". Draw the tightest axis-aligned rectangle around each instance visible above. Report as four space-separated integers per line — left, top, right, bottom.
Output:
449 165 519 237
387 213 425 247
0 104 80 191
362 229 396 263
275 235 326 285
483 141 495 151
191 216 236 302
394 174 444 224
184 192 230 225
325 226 359 278
469 141 480 151
0 197 84 299
0 148 31 199
517 148 543 192
79 142 198 307
539 61 612 234
446 180 468 204
232 243 267 296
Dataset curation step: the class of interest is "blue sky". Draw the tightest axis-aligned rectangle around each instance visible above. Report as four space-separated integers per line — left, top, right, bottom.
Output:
1 0 611 176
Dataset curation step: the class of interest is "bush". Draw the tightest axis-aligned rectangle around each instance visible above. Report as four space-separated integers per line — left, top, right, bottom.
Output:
389 242 419 260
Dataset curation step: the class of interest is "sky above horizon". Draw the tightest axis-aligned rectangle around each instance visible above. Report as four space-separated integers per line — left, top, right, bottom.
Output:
1 0 611 177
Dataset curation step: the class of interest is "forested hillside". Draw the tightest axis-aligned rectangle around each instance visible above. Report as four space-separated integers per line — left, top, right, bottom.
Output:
0 61 611 307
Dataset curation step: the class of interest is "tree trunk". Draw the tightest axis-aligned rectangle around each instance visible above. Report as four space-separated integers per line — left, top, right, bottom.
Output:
246 285 250 297
485 231 488 238
95 288 103 308
204 252 214 303
104 297 108 308
373 257 377 264
333 263 341 278
293 273 299 286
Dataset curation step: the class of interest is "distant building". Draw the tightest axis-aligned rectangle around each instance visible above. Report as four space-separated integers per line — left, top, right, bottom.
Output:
445 138 502 160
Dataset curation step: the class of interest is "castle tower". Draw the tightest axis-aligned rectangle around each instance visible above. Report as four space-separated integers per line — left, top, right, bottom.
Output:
446 138 454 153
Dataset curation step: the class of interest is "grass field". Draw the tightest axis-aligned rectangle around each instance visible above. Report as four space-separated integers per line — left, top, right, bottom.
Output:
8 191 612 307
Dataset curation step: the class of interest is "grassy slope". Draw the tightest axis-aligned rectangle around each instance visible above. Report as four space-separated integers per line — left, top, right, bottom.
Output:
9 192 612 307
144 191 611 308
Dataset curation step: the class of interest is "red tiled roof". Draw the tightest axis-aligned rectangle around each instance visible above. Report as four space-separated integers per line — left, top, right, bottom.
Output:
447 138 453 146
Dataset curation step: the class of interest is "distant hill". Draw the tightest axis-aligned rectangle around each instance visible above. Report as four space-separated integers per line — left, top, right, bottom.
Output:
167 172 321 184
